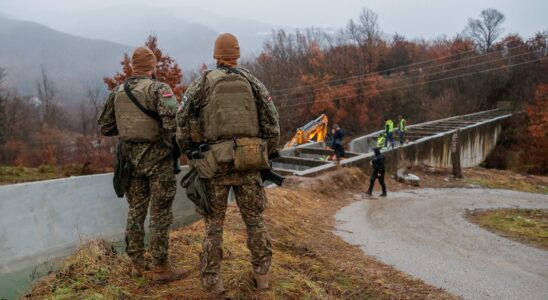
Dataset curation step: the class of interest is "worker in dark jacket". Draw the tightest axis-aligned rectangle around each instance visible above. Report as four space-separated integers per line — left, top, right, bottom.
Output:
367 147 387 197
330 124 345 161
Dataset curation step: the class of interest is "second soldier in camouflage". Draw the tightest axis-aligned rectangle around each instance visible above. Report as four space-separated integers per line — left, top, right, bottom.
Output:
176 33 280 294
98 46 187 283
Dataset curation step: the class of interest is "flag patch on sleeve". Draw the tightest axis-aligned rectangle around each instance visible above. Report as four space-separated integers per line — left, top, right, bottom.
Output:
162 91 173 98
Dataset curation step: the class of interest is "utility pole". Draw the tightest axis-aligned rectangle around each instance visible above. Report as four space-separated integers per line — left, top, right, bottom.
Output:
451 129 463 179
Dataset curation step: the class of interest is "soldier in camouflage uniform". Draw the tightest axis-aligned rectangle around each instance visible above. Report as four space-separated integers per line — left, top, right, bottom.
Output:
98 46 186 282
176 33 280 293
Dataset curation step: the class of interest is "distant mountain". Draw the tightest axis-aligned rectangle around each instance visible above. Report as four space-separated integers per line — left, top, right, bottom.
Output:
0 6 284 102
22 5 222 69
0 16 131 102
15 5 283 68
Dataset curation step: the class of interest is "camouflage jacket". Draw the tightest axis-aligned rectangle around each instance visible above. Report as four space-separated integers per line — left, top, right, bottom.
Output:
176 67 280 155
98 76 178 170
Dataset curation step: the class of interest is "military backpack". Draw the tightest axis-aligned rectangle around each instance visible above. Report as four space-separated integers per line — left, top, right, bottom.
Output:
192 68 268 174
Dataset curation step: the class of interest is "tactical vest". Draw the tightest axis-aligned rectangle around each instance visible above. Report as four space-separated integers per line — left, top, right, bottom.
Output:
114 79 161 142
201 69 259 142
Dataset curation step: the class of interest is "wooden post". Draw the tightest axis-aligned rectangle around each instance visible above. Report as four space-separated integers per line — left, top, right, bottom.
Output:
451 129 463 179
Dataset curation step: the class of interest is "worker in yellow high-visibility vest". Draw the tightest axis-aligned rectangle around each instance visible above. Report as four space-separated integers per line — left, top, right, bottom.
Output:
376 133 386 149
384 118 395 149
398 115 407 146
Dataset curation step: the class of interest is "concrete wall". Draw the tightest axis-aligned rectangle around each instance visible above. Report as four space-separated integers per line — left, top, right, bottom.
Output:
390 117 505 169
295 112 512 177
349 109 505 155
342 115 509 173
0 167 199 274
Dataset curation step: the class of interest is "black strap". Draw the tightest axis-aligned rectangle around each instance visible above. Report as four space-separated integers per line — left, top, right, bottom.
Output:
123 81 161 123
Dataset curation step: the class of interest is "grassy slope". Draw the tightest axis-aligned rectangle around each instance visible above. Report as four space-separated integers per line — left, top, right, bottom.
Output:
0 166 65 185
26 168 455 300
462 168 548 194
466 209 548 250
0 165 112 185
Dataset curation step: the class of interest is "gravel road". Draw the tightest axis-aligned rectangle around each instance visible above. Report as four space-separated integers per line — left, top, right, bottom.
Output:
335 188 548 300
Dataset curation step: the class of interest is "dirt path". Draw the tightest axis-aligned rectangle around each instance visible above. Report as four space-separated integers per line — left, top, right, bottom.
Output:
335 188 548 300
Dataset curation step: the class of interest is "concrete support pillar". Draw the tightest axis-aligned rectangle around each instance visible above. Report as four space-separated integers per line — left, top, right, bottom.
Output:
451 129 463 178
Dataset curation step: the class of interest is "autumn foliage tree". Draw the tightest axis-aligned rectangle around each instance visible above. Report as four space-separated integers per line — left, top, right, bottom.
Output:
525 83 548 173
104 35 185 99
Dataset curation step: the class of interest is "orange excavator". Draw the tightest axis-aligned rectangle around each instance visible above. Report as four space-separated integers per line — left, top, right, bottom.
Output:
284 114 329 149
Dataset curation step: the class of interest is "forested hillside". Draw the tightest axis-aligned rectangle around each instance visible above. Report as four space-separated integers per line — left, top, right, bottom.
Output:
0 16 131 101
244 9 547 173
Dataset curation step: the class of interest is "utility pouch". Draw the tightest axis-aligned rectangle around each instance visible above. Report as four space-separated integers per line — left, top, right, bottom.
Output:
233 137 269 171
210 140 235 163
190 118 203 143
113 142 131 198
180 168 211 215
189 149 218 178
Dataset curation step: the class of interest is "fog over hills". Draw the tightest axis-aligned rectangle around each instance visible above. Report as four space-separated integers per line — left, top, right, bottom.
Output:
0 4 284 102
9 4 281 69
0 16 132 102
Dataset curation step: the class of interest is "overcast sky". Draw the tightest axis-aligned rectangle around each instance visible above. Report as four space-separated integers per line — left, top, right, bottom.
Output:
2 0 547 39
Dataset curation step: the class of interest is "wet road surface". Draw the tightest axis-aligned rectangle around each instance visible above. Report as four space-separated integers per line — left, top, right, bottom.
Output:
335 188 548 300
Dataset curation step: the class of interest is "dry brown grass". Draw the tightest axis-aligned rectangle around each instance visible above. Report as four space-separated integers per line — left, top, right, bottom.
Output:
26 168 456 300
466 208 548 250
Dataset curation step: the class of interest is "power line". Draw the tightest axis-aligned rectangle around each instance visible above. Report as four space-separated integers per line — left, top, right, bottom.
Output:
272 43 533 99
276 50 541 105
278 57 544 110
270 42 536 97
277 50 538 105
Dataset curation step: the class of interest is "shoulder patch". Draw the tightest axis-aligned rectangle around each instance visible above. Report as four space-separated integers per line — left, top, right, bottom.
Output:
267 95 272 102
162 91 173 98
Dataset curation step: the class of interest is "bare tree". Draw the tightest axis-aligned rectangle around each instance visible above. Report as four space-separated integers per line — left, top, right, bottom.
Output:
36 65 57 127
0 66 6 87
465 8 505 51
79 101 90 136
358 8 382 48
87 85 104 138
0 67 7 144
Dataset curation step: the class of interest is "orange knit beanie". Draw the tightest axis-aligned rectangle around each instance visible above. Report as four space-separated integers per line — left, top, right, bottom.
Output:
214 33 240 66
131 46 157 75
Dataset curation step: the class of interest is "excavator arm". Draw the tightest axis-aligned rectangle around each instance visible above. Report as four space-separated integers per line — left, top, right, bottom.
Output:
284 114 329 148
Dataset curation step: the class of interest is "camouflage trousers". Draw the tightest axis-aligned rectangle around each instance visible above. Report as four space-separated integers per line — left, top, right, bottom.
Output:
125 158 176 266
200 173 272 285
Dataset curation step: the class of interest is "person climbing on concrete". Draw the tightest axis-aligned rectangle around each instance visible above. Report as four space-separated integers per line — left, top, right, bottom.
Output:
384 117 395 149
398 115 407 146
376 133 386 150
330 124 345 162
367 147 387 197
